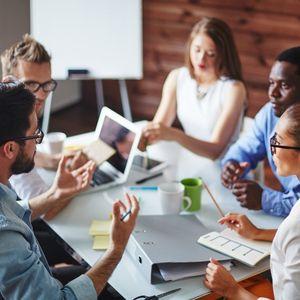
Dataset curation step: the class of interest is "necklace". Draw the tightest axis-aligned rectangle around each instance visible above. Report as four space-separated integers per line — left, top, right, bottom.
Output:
196 81 217 101
196 85 209 100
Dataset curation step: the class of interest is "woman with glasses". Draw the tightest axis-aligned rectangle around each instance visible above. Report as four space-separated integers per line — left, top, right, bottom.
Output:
140 17 246 160
204 103 300 299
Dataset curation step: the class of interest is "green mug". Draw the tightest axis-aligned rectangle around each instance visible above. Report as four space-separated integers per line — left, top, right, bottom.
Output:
180 178 202 212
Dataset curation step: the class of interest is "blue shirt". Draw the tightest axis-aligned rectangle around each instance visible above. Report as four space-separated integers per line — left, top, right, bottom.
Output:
0 183 97 300
222 102 300 217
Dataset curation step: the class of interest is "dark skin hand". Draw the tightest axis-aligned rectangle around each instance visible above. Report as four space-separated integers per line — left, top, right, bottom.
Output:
232 179 263 210
221 160 250 189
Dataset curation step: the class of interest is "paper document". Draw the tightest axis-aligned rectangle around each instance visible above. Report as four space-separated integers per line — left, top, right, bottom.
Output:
93 236 109 250
198 228 271 267
83 139 115 166
89 220 111 236
158 261 232 281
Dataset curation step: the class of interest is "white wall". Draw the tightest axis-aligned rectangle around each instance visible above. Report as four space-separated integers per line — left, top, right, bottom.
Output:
0 0 81 112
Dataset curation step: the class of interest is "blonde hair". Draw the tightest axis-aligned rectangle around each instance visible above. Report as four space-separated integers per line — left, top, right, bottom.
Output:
1 34 51 76
185 17 243 82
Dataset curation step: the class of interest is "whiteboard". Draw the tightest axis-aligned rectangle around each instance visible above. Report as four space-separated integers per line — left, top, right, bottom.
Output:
30 0 143 79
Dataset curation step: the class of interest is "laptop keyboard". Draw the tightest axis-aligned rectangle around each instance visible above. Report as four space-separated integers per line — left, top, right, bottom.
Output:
91 168 114 186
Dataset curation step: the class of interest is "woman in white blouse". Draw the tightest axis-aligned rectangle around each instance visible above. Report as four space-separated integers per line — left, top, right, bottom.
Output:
204 103 300 299
140 17 247 160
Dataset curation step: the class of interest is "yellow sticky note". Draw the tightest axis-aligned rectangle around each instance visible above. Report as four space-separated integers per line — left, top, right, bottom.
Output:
89 220 111 236
93 236 109 250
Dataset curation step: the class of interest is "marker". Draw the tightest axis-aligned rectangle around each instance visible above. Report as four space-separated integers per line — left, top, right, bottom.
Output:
128 186 158 191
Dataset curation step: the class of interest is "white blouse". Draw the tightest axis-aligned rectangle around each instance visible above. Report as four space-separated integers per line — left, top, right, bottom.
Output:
270 199 300 299
176 67 244 158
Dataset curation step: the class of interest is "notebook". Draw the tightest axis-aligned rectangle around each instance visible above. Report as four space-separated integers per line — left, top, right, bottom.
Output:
197 228 272 267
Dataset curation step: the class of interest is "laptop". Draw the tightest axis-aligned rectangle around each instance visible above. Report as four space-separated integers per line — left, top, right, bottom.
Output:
86 106 141 193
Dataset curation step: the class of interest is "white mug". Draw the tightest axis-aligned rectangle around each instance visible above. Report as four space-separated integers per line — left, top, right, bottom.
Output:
44 132 67 154
158 182 192 214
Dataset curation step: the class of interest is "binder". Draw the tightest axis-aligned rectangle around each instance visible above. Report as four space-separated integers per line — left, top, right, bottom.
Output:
126 215 231 284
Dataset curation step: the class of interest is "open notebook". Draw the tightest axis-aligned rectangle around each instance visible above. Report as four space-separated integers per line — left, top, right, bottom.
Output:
198 228 272 267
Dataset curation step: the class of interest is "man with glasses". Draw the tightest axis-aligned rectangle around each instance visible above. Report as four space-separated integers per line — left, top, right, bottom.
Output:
0 81 139 299
1 36 97 285
221 47 300 217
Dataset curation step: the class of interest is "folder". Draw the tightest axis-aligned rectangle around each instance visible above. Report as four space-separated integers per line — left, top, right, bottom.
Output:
126 215 231 284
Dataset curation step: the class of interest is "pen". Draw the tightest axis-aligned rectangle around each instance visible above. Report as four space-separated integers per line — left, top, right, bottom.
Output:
135 172 163 184
128 186 158 191
120 209 131 221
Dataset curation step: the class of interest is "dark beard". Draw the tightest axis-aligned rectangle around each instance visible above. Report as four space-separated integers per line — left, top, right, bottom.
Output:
11 144 35 175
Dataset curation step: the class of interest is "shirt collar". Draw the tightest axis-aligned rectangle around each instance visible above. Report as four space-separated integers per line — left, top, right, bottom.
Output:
0 182 27 219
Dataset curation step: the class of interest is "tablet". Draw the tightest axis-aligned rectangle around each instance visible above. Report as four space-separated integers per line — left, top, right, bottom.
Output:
132 154 167 173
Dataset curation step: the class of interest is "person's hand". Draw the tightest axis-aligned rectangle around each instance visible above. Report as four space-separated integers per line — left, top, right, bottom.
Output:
218 213 259 240
138 133 148 152
221 160 249 189
204 258 239 298
232 179 263 210
66 150 89 171
109 194 139 254
50 156 96 201
142 122 176 144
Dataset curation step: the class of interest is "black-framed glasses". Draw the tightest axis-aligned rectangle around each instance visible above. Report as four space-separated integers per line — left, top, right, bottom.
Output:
0 128 44 146
23 79 57 93
270 132 300 156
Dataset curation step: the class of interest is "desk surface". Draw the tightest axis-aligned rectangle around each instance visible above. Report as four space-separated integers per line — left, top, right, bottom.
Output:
40 132 283 299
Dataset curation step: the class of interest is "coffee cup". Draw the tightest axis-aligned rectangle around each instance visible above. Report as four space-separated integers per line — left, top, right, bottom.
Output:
180 178 202 212
158 182 192 214
44 132 67 154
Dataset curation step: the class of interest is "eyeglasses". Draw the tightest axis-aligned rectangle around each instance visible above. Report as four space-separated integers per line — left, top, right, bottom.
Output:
0 128 44 146
270 132 300 156
23 79 57 93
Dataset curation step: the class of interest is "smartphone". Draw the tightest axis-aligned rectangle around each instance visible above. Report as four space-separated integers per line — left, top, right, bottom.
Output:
132 154 167 173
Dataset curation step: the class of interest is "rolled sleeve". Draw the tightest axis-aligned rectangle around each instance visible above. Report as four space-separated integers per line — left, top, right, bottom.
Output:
0 230 96 300
17 199 30 210
262 188 299 217
67 274 97 300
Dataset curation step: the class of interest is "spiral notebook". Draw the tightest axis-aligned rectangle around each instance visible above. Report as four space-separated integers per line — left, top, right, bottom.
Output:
198 228 272 267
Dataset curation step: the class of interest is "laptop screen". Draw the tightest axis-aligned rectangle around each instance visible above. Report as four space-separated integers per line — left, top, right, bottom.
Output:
98 116 136 173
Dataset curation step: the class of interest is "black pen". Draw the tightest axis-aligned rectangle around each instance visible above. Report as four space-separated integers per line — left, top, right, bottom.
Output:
135 172 163 184
120 210 131 221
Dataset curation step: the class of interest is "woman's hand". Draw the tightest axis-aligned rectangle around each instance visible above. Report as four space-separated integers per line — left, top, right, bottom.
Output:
142 122 177 144
204 258 239 298
218 213 259 240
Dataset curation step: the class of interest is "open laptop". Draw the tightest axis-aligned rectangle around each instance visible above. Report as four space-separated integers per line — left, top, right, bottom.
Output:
86 106 140 193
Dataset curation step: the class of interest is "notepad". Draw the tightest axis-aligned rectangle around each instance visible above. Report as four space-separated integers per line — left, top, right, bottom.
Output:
93 235 110 250
197 228 272 267
89 220 111 236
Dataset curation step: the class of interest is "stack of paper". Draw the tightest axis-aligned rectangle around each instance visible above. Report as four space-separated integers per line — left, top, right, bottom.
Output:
89 220 111 250
158 261 232 281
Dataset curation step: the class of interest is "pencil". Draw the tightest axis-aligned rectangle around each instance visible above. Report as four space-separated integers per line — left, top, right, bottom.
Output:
203 182 225 218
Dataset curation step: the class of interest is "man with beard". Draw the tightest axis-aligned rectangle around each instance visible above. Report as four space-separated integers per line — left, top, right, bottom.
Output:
0 81 139 299
221 47 300 217
1 36 100 285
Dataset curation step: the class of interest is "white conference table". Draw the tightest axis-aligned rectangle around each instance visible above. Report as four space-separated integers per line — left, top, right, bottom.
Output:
39 132 283 299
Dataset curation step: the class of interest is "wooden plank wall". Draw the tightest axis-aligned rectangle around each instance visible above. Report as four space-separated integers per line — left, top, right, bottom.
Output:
82 0 300 120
